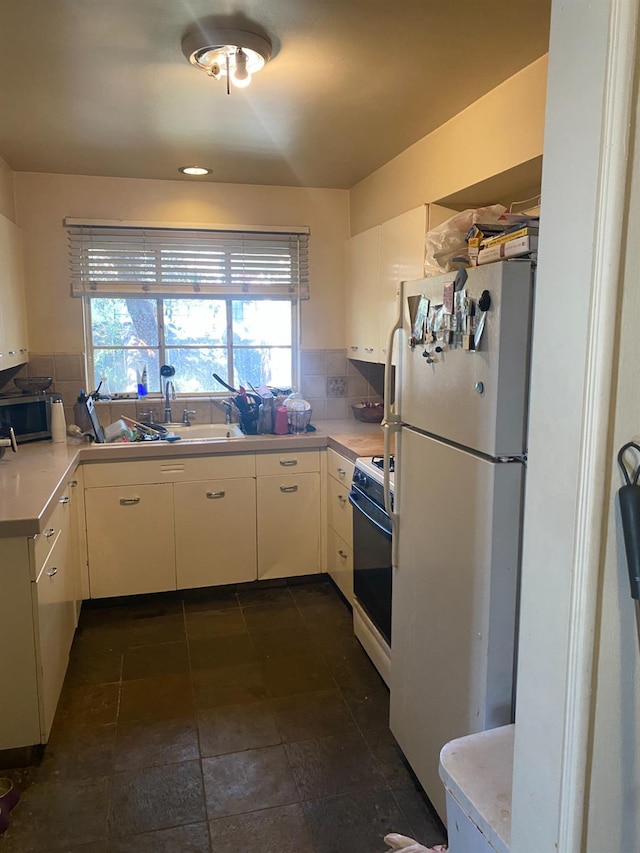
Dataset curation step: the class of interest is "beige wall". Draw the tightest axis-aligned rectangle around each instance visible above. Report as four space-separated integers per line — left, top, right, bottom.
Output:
13 173 349 354
350 55 548 234
0 156 15 223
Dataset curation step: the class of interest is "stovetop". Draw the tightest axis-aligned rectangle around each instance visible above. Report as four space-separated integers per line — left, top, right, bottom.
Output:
372 455 394 473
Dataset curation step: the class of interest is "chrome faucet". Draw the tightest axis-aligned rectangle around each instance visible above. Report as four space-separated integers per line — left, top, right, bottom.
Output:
221 399 233 425
163 381 175 423
182 409 196 426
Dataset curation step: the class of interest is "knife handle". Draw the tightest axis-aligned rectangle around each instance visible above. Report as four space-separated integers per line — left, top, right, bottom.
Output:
618 485 640 600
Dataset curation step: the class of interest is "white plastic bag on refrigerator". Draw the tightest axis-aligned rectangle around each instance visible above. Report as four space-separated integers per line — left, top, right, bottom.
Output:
424 204 507 276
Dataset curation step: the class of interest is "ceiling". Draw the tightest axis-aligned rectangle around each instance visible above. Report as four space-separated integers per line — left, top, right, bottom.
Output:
0 1 551 190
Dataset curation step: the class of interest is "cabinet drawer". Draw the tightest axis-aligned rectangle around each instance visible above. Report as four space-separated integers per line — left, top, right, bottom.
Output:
327 449 355 487
327 528 353 604
31 491 71 581
327 476 353 547
255 449 320 477
83 453 255 487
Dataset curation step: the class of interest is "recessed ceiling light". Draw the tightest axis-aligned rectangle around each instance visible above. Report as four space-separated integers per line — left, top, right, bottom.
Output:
179 166 211 176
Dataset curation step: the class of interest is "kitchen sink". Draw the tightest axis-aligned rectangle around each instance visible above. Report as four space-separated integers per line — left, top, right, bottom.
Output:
166 423 245 440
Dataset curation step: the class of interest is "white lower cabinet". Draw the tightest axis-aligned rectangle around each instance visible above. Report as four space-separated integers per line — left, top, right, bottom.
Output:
257 472 321 580
326 448 354 602
82 450 324 595
34 524 76 738
0 483 78 750
83 454 259 597
174 478 257 588
85 483 175 598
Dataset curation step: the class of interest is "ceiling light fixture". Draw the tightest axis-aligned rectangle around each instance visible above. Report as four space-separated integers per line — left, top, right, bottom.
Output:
179 166 211 176
182 27 272 95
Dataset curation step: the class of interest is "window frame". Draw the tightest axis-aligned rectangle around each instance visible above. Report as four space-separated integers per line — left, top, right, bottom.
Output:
83 293 299 396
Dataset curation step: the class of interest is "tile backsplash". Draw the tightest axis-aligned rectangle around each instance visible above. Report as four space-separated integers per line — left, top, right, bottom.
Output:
300 349 384 421
0 349 385 426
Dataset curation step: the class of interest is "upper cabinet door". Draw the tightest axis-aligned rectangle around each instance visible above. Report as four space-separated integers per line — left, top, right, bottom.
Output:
378 205 428 363
346 225 381 364
0 215 29 367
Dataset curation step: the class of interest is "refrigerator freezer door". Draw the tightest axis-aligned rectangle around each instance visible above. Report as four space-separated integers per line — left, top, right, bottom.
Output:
397 261 533 458
390 427 522 822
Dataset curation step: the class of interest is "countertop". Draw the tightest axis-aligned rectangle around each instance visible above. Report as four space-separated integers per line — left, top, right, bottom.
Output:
0 419 384 538
327 432 390 463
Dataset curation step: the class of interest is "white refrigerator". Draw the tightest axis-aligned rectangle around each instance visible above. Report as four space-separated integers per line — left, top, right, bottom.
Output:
383 260 534 823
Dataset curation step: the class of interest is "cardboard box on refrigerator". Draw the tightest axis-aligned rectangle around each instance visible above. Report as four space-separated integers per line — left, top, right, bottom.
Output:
476 235 538 265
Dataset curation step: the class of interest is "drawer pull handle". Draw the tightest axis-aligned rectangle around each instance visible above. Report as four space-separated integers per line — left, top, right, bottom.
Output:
280 485 298 493
206 491 226 500
59 496 70 505
279 459 298 467
8 350 16 355
338 550 348 559
364 347 374 352
119 497 141 506
337 468 346 476
69 480 78 488
44 528 56 538
338 495 347 504
47 567 58 577
350 346 358 351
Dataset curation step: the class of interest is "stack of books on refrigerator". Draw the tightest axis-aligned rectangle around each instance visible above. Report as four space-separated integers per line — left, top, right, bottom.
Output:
475 220 539 266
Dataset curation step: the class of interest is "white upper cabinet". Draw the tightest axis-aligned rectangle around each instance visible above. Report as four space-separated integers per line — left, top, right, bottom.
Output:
346 203 457 366
0 214 29 368
378 206 428 362
346 225 381 363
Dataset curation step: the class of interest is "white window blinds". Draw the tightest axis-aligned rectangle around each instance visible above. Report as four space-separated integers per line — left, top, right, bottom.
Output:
66 221 310 299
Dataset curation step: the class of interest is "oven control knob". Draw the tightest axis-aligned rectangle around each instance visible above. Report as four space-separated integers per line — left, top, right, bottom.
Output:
354 470 367 488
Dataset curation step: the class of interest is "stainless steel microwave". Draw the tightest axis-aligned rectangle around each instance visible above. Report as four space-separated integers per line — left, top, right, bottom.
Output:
0 393 61 443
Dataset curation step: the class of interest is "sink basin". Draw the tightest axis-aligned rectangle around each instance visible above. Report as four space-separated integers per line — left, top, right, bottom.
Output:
166 423 244 440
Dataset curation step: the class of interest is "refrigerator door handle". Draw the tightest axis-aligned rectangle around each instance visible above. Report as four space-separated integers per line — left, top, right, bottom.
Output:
383 280 405 427
383 280 405 571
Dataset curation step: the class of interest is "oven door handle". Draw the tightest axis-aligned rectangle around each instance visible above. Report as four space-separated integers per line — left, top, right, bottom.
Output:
349 492 393 539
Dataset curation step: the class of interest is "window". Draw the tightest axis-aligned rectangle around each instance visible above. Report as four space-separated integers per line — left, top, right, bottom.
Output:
87 296 293 393
67 221 309 394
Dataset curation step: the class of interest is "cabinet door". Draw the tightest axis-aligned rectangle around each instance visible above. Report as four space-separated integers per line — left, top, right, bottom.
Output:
257 473 320 579
0 214 28 366
34 527 76 740
174 479 257 589
85 483 175 598
346 226 381 363
378 205 427 363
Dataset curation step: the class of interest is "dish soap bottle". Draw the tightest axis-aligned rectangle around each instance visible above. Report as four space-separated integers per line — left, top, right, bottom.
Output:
137 365 148 397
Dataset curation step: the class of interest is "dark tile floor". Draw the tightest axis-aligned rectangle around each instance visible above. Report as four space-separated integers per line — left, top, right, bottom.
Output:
0 578 446 853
